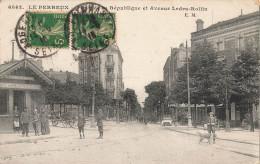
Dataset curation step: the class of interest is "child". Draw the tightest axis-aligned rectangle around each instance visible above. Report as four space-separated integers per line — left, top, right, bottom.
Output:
13 106 20 133
77 114 86 139
32 109 40 136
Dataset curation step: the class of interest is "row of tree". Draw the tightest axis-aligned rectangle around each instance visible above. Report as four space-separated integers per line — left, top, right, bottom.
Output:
45 79 141 120
144 81 166 122
170 40 259 131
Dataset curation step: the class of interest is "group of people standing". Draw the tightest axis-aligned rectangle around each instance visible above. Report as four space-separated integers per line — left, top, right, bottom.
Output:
77 108 104 139
13 105 50 137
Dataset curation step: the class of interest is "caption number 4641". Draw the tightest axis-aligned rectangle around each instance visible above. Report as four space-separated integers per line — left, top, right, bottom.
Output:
8 5 24 9
185 13 196 17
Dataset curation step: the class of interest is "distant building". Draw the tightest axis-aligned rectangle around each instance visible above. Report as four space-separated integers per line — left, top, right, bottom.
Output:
78 43 124 100
44 69 79 84
191 11 259 64
0 58 53 130
163 43 191 93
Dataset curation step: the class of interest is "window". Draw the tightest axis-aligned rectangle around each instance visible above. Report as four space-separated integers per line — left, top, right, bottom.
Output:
0 90 8 115
107 55 113 62
107 68 114 73
106 79 114 88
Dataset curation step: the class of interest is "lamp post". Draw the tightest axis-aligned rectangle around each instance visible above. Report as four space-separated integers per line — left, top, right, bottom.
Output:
186 40 192 127
90 54 96 128
225 69 230 132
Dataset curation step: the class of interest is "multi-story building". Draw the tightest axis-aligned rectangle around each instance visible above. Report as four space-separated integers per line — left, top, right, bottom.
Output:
191 11 259 63
190 11 259 122
44 69 79 84
78 43 124 100
163 43 191 93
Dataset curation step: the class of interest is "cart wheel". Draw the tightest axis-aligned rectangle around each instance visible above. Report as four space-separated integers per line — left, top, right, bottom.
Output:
69 119 78 128
62 121 69 128
52 120 59 126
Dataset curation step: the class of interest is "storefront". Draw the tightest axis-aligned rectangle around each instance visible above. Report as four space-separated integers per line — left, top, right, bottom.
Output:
0 59 53 130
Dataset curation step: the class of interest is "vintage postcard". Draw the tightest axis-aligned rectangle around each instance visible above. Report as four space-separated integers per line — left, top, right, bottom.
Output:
0 0 259 164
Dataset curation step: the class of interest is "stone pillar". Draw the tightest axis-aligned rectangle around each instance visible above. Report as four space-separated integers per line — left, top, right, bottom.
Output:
25 90 31 110
195 106 198 121
8 90 14 117
231 102 235 121
211 106 216 115
235 111 240 121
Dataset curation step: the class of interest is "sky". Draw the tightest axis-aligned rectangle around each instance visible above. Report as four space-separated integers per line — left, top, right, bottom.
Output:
0 0 259 105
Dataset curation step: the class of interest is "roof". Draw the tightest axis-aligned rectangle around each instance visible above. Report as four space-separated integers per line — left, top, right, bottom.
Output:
192 11 259 36
0 59 54 85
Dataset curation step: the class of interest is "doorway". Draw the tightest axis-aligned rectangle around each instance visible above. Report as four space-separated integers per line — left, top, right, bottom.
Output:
14 91 25 113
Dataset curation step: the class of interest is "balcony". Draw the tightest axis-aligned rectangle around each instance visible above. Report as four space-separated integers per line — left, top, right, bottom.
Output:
105 61 115 67
106 72 115 79
106 85 115 90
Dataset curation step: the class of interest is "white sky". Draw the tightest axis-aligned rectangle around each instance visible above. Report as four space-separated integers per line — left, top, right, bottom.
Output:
0 0 259 105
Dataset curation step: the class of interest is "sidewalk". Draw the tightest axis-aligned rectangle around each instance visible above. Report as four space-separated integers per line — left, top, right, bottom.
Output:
165 125 259 145
0 120 117 145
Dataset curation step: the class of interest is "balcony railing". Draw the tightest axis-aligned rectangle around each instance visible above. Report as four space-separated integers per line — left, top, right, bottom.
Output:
105 61 115 67
106 73 115 79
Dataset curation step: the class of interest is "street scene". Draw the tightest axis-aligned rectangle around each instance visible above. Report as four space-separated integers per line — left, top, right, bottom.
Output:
0 122 259 164
0 0 259 164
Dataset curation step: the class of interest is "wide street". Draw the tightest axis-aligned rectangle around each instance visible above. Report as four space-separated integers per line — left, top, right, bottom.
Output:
0 121 259 164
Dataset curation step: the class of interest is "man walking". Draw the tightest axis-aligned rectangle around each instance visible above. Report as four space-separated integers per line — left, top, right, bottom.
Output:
20 107 31 137
207 112 217 144
96 108 104 139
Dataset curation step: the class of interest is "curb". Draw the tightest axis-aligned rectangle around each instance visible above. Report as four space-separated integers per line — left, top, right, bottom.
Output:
166 127 259 146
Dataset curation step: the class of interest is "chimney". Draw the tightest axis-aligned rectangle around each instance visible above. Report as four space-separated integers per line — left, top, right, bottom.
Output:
196 19 204 31
11 40 15 62
36 59 43 70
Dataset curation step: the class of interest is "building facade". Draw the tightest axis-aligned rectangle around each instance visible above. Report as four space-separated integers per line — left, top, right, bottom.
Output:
163 43 191 95
0 58 53 130
78 43 124 100
44 69 79 84
191 11 259 62
191 11 259 122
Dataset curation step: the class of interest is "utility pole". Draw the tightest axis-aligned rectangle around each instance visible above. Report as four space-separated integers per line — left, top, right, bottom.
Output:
186 40 192 127
90 54 96 128
225 69 230 132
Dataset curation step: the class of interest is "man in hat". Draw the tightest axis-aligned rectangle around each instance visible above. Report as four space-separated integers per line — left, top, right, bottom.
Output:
96 108 104 139
207 112 217 144
20 107 31 137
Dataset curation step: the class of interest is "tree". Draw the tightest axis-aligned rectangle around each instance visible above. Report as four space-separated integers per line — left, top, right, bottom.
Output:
144 81 166 121
231 44 259 131
121 88 139 121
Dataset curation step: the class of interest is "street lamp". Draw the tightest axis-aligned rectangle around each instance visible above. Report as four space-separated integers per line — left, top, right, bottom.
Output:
225 68 231 132
186 40 192 127
90 54 96 128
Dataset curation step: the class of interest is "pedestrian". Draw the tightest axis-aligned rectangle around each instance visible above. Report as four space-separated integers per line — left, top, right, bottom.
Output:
43 105 51 134
96 108 104 139
40 109 48 135
20 107 31 137
77 113 86 139
207 112 217 144
13 106 20 133
32 109 40 136
144 115 148 125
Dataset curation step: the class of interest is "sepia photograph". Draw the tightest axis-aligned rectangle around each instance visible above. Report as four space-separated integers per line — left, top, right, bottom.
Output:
0 0 259 163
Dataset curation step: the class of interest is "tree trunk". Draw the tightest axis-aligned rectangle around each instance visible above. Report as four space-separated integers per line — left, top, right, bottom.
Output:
250 104 254 132
205 103 208 122
60 104 62 116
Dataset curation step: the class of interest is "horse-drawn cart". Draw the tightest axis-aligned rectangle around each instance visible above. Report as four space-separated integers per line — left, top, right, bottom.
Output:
50 111 78 128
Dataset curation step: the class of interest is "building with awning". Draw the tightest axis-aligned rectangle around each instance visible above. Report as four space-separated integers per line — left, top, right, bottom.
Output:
0 58 53 130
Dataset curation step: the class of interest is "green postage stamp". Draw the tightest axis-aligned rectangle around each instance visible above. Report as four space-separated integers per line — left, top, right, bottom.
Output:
71 13 115 52
27 12 69 48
